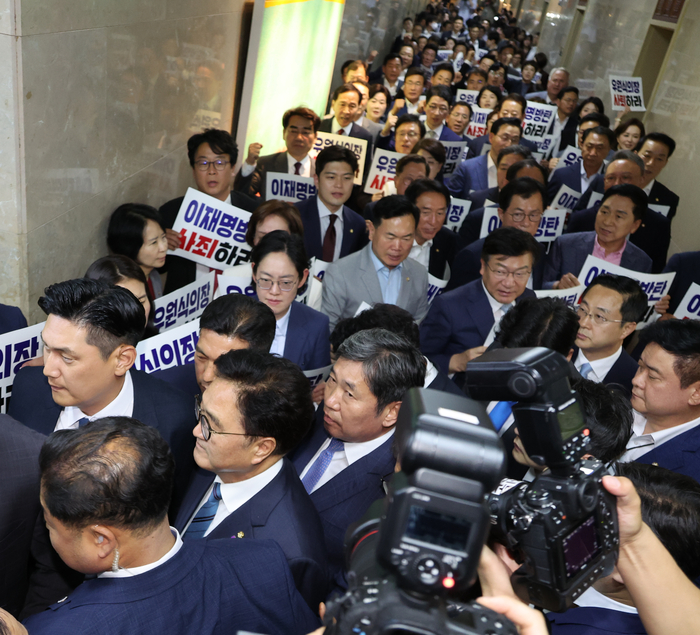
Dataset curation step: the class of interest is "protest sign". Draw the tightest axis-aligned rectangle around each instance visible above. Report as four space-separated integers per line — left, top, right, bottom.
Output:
553 146 581 172
609 76 645 111
674 283 700 321
442 141 468 177
427 274 448 305
0 322 44 414
480 207 502 238
266 173 317 203
550 184 581 211
135 319 200 374
533 135 555 156
534 209 567 243
455 89 479 105
465 106 490 139
523 102 557 141
589 191 603 207
304 364 332 388
535 285 585 308
444 197 472 232
153 272 215 332
364 149 401 194
648 203 671 218
312 132 367 184
215 274 256 299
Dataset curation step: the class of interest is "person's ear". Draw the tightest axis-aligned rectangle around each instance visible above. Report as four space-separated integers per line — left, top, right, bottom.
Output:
114 345 137 376
687 381 700 407
497 207 505 223
299 269 309 289
251 437 277 464
90 525 118 561
621 321 637 340
629 218 642 234
566 348 574 361
381 401 402 429
367 220 376 242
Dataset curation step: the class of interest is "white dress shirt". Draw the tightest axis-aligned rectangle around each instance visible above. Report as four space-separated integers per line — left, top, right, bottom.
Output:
317 197 344 262
239 152 312 178
621 410 700 462
331 118 353 136
99 528 183 578
486 152 498 189
269 308 292 358
575 586 638 614
423 357 439 387
424 123 444 139
55 370 135 431
643 179 655 197
482 282 512 346
574 347 623 383
409 238 433 269
580 160 605 193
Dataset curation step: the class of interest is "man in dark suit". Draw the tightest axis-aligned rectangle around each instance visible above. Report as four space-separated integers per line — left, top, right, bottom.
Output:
8 279 196 515
572 274 647 398
422 86 463 142
544 184 652 289
420 227 539 377
545 85 579 158
663 250 700 315
234 107 320 201
405 179 460 280
527 66 569 104
636 132 680 221
159 129 258 294
23 417 318 635
290 328 425 578
621 320 700 484
296 145 367 263
367 53 403 97
0 303 27 335
174 350 329 611
153 294 276 398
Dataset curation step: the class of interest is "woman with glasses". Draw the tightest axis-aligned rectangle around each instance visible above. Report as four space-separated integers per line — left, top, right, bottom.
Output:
250 231 330 371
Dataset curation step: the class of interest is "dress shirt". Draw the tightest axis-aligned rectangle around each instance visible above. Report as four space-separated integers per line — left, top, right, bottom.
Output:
370 248 404 305
423 357 438 387
621 410 700 462
487 152 498 189
55 370 135 431
99 528 183 578
384 78 400 96
331 118 353 136
269 308 292 358
643 179 655 197
482 281 513 346
550 114 569 157
592 233 625 266
575 587 638 614
300 427 395 493
574 347 623 383
318 197 345 262
580 161 605 194
424 123 444 139
409 238 433 269
239 152 312 178
405 100 421 115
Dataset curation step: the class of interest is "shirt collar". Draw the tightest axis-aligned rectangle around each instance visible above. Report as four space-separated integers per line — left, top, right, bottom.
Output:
99 527 183 578
216 459 284 515
287 153 311 172
643 179 655 196
594 232 626 257
331 118 353 135
275 306 292 336
412 238 433 250
575 347 623 381
425 122 444 137
317 195 342 219
575 587 638 615
481 280 508 314
60 370 134 426
343 427 395 465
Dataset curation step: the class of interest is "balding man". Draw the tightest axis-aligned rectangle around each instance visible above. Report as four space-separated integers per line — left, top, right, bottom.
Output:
528 66 570 104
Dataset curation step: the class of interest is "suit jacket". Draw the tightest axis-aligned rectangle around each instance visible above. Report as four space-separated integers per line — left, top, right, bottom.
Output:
285 301 331 371
635 421 700 484
446 153 489 199
467 186 499 211
435 125 463 142
457 205 488 248
321 244 429 330
152 363 200 398
427 367 464 396
467 134 537 159
8 367 197 517
420 279 535 374
290 409 396 574
233 151 309 201
648 179 680 221
543 232 652 289
295 195 368 262
23 539 319 635
664 251 700 314
159 191 258 294
318 119 374 181
551 114 578 154
573 348 638 399
357 117 384 144
547 606 646 634
546 162 585 206
0 304 27 336
429 227 461 280
174 459 330 611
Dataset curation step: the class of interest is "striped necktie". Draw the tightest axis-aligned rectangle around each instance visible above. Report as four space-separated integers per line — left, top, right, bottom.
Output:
302 437 344 493
184 483 222 540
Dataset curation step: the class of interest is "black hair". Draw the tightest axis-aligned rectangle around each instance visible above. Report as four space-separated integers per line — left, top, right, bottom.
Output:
467 67 488 81
498 176 545 211
330 304 420 353
38 279 145 359
245 199 304 246
580 112 611 129
405 178 451 210
600 183 648 222
412 138 446 165
432 62 455 81
282 106 321 133
491 116 523 136
372 195 420 228
315 144 359 176
481 226 540 264
382 52 402 66
505 158 548 183
369 83 392 104
331 82 363 103
580 274 648 323
335 328 425 414
396 153 429 176
607 150 645 176
500 92 527 113
395 113 426 139
477 85 502 108
639 320 700 389
200 294 276 352
581 125 616 148
40 417 174 532
426 85 453 105
637 132 676 158
451 101 473 119
614 117 645 140
251 230 309 289
405 66 427 82
107 203 164 262
496 144 530 165
187 128 238 166
576 96 605 117
556 85 579 100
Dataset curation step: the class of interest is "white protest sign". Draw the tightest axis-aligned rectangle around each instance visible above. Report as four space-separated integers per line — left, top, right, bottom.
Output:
535 285 585 308
480 207 502 238
577 255 676 328
189 109 221 133
266 173 317 203
649 204 671 218
534 209 567 243
354 301 372 316
445 197 472 232
427 274 448 305
304 364 332 388
610 76 645 112
554 146 581 172
465 106 490 140
312 131 367 184
0 322 45 414
215 274 256 299
364 149 401 194
456 89 479 105
479 143 491 156
436 50 451 61
523 102 557 141
550 184 581 211
534 135 555 156
153 272 215 332
442 141 468 177
589 191 603 207
674 283 700 321
135 319 200 374
171 188 252 270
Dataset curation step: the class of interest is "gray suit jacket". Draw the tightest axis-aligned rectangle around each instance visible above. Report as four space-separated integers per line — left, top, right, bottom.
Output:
321 244 429 329
357 117 383 145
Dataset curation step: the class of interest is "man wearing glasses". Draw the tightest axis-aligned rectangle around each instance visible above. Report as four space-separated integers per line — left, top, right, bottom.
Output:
422 86 463 142
158 129 258 293
174 349 330 613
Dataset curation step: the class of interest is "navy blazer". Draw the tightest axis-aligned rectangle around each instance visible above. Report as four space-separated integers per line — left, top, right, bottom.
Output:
573 348 638 399
174 459 330 611
0 304 27 336
546 162 585 206
436 125 463 142
547 606 646 634
427 368 464 396
467 186 499 211
429 227 461 280
284 301 331 371
23 539 319 635
290 408 395 575
152 363 200 398
420 279 535 374
296 195 368 262
447 154 489 199
636 422 700 485
8 367 197 517
664 251 700 314
543 232 652 289
467 134 537 159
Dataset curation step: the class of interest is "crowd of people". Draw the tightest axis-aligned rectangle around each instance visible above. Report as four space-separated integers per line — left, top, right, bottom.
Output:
1 1 699 634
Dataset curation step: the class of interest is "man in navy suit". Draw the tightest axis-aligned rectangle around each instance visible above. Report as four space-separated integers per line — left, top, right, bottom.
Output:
367 53 403 97
174 349 329 611
544 184 652 289
663 250 700 315
620 320 700 484
290 329 425 578
545 85 579 158
420 227 539 377
8 279 196 515
23 417 318 635
637 132 680 221
572 274 647 399
234 106 320 201
153 294 276 398
447 117 523 198
296 145 367 262
422 86 462 142
0 303 27 335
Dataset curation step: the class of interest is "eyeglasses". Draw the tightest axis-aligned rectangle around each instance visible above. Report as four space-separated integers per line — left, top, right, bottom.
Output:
506 210 543 223
397 130 419 139
485 262 531 281
195 395 250 442
576 305 626 325
427 103 449 113
256 276 298 292
404 80 424 88
194 159 230 172
496 134 522 144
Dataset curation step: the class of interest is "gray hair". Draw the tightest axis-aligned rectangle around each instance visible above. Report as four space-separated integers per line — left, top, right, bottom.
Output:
550 67 570 78
608 150 644 176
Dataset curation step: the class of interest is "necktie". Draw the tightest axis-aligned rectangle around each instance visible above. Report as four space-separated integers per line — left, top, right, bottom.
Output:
322 214 338 262
302 437 344 493
426 130 437 139
185 483 222 540
294 161 302 175
77 417 90 427
337 129 344 135
579 362 593 379
490 401 517 431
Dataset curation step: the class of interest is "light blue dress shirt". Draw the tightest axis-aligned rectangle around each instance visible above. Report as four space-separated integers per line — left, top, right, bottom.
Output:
369 248 403 305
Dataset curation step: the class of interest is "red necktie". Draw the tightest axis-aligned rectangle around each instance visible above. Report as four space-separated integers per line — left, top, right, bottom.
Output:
337 129 344 135
322 215 337 262
294 161 302 175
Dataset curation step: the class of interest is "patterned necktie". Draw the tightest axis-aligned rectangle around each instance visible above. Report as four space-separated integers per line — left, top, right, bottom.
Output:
184 483 222 540
426 130 437 139
322 214 338 262
490 401 517 431
294 161 302 175
302 437 345 493
579 362 593 379
77 417 90 427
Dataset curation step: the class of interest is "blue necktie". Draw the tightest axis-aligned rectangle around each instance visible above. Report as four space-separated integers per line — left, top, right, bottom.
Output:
185 483 222 540
302 437 345 493
490 401 517 431
579 363 593 379
77 417 90 427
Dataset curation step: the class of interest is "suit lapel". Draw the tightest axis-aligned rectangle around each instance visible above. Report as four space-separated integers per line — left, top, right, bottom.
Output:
396 258 417 308
305 197 323 259
466 282 494 342
174 467 215 532
274 152 288 173
339 206 357 258
283 303 306 365
359 246 385 305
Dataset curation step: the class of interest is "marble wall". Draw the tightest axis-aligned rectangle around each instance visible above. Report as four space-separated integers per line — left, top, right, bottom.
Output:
537 0 578 70
2 0 247 322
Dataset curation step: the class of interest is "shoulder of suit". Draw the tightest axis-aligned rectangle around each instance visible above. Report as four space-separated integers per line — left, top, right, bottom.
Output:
131 369 193 405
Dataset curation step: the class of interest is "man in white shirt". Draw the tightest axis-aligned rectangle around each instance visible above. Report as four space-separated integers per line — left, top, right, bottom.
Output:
621 320 700 484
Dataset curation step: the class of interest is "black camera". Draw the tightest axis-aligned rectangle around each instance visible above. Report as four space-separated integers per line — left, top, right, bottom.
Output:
466 347 619 612
324 388 518 635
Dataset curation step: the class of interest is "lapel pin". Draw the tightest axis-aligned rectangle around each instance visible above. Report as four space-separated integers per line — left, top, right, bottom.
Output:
350 229 354 233
237 531 245 538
